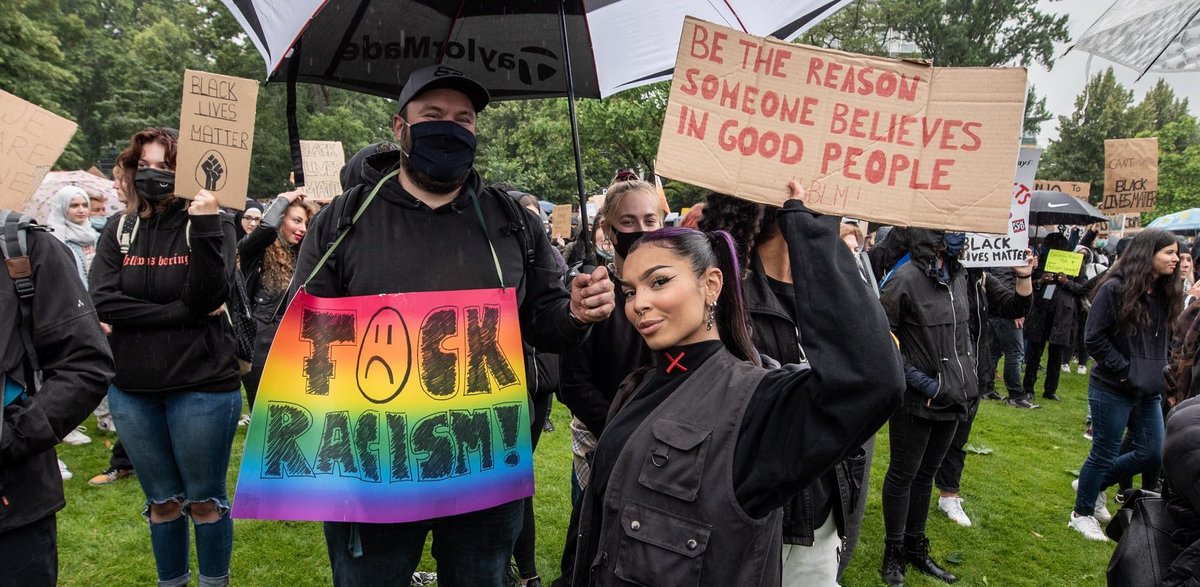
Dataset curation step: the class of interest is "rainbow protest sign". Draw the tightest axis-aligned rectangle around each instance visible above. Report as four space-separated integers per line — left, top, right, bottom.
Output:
232 288 534 523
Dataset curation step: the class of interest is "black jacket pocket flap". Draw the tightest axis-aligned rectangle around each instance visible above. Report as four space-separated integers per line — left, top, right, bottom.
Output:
620 501 712 558
651 419 710 451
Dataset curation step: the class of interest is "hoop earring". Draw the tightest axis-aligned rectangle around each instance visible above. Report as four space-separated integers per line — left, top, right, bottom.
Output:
706 302 716 331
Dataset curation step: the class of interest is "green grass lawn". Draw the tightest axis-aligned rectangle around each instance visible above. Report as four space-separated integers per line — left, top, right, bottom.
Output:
54 362 1118 586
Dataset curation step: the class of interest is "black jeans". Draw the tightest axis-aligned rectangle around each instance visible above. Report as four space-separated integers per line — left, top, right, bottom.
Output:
513 393 554 580
109 438 134 471
1022 339 1066 398
324 499 524 587
987 318 1024 396
0 515 57 587
936 400 979 494
882 412 958 542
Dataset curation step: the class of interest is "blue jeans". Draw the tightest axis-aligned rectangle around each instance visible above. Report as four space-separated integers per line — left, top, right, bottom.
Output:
1074 381 1164 515
109 386 241 586
324 499 524 587
988 317 1024 396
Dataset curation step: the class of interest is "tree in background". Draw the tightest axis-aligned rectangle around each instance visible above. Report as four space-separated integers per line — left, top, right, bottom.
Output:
878 0 1070 68
1039 71 1200 219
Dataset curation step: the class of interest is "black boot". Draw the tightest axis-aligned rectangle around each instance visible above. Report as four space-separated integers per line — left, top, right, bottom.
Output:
881 539 906 586
904 534 958 584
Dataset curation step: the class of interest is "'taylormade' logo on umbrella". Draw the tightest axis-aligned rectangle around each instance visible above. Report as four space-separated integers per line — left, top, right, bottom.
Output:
339 36 559 86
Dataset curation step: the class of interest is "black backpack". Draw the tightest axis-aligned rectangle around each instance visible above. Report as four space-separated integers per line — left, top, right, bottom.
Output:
2 210 45 395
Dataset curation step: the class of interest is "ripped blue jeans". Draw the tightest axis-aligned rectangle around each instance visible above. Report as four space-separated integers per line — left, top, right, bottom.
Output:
109 386 241 587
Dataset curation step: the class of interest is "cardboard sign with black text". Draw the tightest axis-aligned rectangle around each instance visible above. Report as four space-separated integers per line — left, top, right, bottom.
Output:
299 140 345 203
176 69 259 210
1034 179 1090 199
654 17 1027 234
0 90 78 211
1102 138 1157 214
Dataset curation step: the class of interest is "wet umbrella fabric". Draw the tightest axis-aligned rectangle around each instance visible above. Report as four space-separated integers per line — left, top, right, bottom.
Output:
219 0 854 100
1028 190 1109 226
1147 208 1200 232
1069 0 1200 79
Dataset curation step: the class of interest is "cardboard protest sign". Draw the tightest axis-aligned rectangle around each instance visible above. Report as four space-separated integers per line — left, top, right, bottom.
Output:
234 288 534 523
1043 249 1084 277
176 69 259 210
1034 179 1090 199
1102 138 1158 214
962 147 1040 268
654 17 1026 234
299 141 345 202
0 90 78 211
1106 213 1142 238
550 204 572 239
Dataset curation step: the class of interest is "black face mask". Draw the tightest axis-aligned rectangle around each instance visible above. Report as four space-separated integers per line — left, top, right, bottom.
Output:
134 168 175 202
402 120 477 188
613 229 647 260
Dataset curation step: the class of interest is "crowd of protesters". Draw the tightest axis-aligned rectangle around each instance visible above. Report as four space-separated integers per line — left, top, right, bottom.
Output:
6 63 1200 587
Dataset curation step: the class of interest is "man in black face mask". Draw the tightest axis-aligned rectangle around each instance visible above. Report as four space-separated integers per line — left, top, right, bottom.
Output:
292 65 615 587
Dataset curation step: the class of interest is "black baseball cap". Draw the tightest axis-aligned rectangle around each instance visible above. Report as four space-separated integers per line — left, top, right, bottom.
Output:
396 65 490 115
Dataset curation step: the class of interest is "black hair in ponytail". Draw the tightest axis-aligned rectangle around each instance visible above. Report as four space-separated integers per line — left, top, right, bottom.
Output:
632 227 761 366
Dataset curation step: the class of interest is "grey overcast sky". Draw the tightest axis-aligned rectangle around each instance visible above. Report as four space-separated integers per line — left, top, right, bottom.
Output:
1030 0 1200 144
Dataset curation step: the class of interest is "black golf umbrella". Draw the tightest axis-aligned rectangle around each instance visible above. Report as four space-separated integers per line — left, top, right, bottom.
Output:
1028 190 1109 226
218 0 852 261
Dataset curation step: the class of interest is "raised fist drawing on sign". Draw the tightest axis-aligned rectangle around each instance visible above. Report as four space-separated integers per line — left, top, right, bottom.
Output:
201 154 224 190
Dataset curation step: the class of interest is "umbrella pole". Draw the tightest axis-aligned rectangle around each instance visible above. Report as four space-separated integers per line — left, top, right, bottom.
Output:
287 40 306 188
558 0 595 268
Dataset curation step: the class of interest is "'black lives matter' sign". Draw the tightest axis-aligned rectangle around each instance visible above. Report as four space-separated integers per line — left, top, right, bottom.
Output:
1102 138 1157 214
176 69 259 210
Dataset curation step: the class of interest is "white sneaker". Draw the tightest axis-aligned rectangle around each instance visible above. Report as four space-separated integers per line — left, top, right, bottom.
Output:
1077 365 1088 375
938 496 973 527
96 416 117 434
1061 363 1071 373
58 458 73 480
1072 479 1112 523
238 414 251 427
63 426 91 446
1069 512 1108 541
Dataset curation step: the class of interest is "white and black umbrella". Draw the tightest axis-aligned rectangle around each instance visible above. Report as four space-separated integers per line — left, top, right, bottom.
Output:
219 0 850 261
1029 190 1110 226
1069 0 1200 79
222 0 851 99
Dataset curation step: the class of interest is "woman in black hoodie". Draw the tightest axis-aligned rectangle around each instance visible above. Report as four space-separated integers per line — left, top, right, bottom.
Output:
89 127 240 587
1070 228 1181 542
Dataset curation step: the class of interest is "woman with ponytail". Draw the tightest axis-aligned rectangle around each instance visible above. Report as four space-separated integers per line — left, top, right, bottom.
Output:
572 182 903 586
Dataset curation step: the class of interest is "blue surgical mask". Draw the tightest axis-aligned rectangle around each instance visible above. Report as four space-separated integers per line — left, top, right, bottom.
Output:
942 232 967 258
89 216 107 231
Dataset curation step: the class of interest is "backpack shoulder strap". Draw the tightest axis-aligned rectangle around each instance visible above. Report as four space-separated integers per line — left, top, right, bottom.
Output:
483 186 537 270
117 213 139 255
2 210 45 390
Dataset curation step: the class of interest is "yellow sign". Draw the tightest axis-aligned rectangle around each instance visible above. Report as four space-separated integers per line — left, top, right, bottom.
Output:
1043 249 1084 277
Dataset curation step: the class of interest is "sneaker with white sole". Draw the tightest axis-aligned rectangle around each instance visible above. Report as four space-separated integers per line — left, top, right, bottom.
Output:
1061 363 1071 373
1069 512 1108 541
1072 479 1113 523
938 496 973 527
58 458 73 480
63 426 91 446
238 414 251 427
1077 365 1088 375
